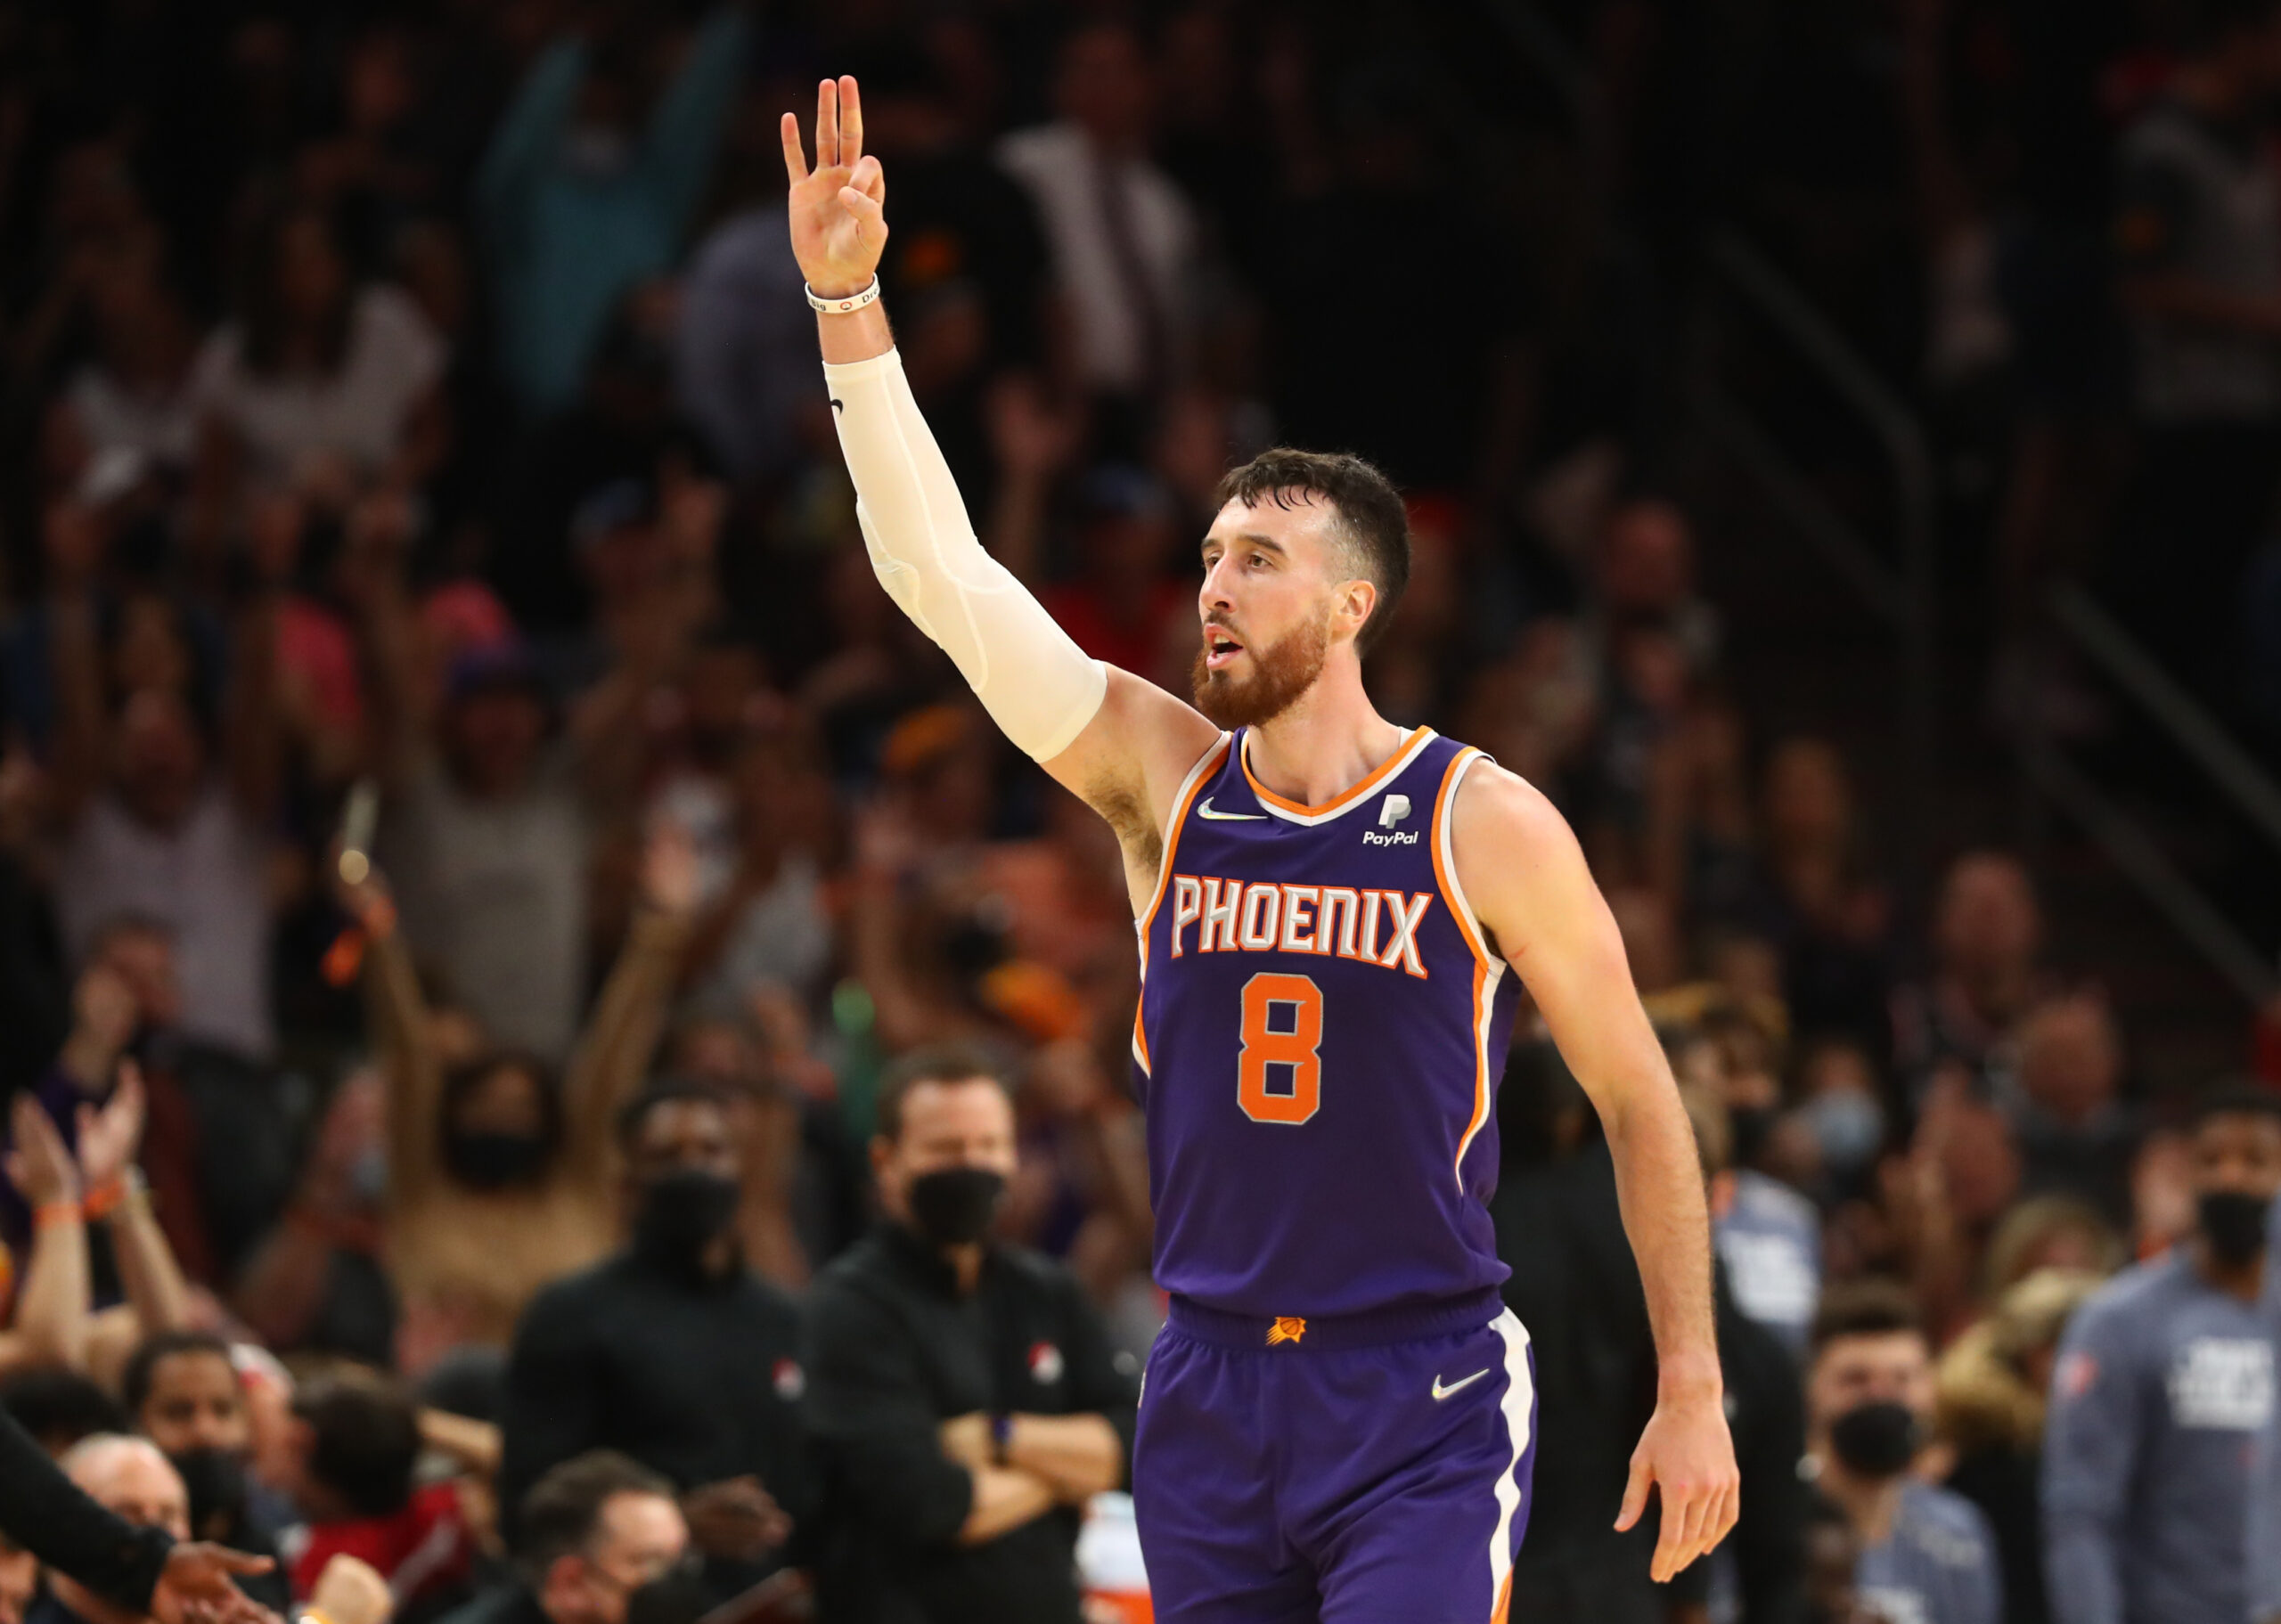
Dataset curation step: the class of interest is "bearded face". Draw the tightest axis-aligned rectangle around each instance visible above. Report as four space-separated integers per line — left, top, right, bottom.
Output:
1190 610 1331 730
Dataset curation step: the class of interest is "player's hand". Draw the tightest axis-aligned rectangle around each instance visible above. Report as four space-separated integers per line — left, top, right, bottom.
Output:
1615 1385 1739 1582
150 1542 279 1624
781 76 886 298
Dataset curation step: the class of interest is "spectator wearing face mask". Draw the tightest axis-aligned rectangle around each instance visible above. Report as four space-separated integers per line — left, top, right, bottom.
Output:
495 1081 805 1588
440 1452 688 1624
2042 1085 2281 1624
334 827 699 1372
1804 1280 2001 1624
803 1044 1135 1624
119 1332 292 1617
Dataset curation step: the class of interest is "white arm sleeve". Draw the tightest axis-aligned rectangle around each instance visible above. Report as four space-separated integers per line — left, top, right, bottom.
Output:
823 347 1108 763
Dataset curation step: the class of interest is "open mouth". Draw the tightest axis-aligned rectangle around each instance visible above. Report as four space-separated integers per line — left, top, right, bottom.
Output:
1204 627 1245 672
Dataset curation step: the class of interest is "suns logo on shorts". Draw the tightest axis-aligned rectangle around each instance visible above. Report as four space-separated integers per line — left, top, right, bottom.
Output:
1267 1316 1308 1347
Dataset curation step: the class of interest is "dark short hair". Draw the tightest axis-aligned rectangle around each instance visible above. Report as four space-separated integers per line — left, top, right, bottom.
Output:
2189 1081 2281 1132
1214 449 1410 656
517 1449 677 1575
121 1330 235 1421
294 1368 420 1518
1809 1277 1925 1359
614 1075 733 1152
0 1369 127 1452
874 1042 1013 1143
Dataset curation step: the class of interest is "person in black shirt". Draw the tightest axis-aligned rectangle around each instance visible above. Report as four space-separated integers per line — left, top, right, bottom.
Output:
804 1043 1136 1624
496 1081 806 1587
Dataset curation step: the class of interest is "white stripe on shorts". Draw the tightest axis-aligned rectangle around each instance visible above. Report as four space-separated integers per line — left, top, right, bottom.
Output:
1487 1309 1535 1619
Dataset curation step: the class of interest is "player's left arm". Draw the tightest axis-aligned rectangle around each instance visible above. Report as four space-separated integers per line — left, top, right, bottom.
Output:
1452 763 1739 1583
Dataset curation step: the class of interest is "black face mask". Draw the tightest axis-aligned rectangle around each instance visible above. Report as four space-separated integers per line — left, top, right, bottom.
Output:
169 1447 248 1540
2200 1189 2273 1266
1827 1400 1920 1479
634 1169 740 1261
443 1130 551 1191
1729 1105 1777 1169
906 1166 1005 1247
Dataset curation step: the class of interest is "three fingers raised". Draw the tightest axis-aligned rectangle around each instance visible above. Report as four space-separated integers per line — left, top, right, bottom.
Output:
781 77 867 184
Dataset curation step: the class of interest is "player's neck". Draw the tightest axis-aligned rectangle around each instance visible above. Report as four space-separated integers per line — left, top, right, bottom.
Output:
1246 667 1408 810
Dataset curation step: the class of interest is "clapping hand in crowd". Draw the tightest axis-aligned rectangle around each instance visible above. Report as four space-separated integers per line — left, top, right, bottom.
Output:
7 1094 78 1212
74 1062 145 1196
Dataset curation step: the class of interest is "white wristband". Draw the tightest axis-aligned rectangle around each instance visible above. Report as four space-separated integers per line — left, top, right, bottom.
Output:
806 276 882 315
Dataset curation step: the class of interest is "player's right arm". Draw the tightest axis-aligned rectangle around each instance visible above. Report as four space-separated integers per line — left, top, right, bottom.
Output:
782 78 1217 876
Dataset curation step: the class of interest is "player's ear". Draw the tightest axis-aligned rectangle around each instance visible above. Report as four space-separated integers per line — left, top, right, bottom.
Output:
1337 577 1378 644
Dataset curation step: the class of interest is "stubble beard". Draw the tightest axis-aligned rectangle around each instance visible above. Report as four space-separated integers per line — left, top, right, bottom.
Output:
1190 616 1332 730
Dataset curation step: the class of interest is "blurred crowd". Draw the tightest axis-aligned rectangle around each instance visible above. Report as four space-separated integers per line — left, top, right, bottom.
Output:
0 2 2271 1623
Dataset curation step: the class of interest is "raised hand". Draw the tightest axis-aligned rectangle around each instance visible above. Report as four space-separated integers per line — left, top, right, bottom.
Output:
76 1060 146 1195
640 817 704 918
5 1095 78 1210
781 77 887 298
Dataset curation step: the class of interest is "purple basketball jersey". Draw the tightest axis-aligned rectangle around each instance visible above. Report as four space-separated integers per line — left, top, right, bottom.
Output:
1132 726 1521 1321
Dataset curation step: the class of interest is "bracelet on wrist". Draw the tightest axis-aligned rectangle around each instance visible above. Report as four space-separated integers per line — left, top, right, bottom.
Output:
34 1200 79 1230
805 275 882 315
84 1166 148 1221
989 1412 1013 1465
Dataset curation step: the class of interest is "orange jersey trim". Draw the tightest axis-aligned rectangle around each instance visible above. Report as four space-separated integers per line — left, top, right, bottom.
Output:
1431 747 1500 1187
1240 726 1433 821
1132 735 1232 1073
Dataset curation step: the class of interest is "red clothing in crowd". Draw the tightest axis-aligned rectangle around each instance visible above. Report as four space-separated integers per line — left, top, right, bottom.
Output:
290 1481 476 1607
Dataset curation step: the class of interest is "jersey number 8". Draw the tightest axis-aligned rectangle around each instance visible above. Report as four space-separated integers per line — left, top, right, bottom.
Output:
1238 973 1324 1124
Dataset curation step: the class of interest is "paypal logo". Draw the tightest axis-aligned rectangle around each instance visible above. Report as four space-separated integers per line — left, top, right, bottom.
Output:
1366 793 1418 845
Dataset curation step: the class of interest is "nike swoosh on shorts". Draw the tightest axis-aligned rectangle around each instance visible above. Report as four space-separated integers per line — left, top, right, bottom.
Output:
1430 1368 1491 1401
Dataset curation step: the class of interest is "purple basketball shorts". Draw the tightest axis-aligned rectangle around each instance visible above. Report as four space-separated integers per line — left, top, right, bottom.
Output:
1132 1291 1537 1624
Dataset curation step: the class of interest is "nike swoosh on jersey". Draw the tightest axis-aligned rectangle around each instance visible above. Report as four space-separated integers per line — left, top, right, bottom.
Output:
1431 1368 1491 1401
1196 798 1265 821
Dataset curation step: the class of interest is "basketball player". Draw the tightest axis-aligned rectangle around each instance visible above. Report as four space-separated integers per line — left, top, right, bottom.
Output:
785 77 1737 1622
